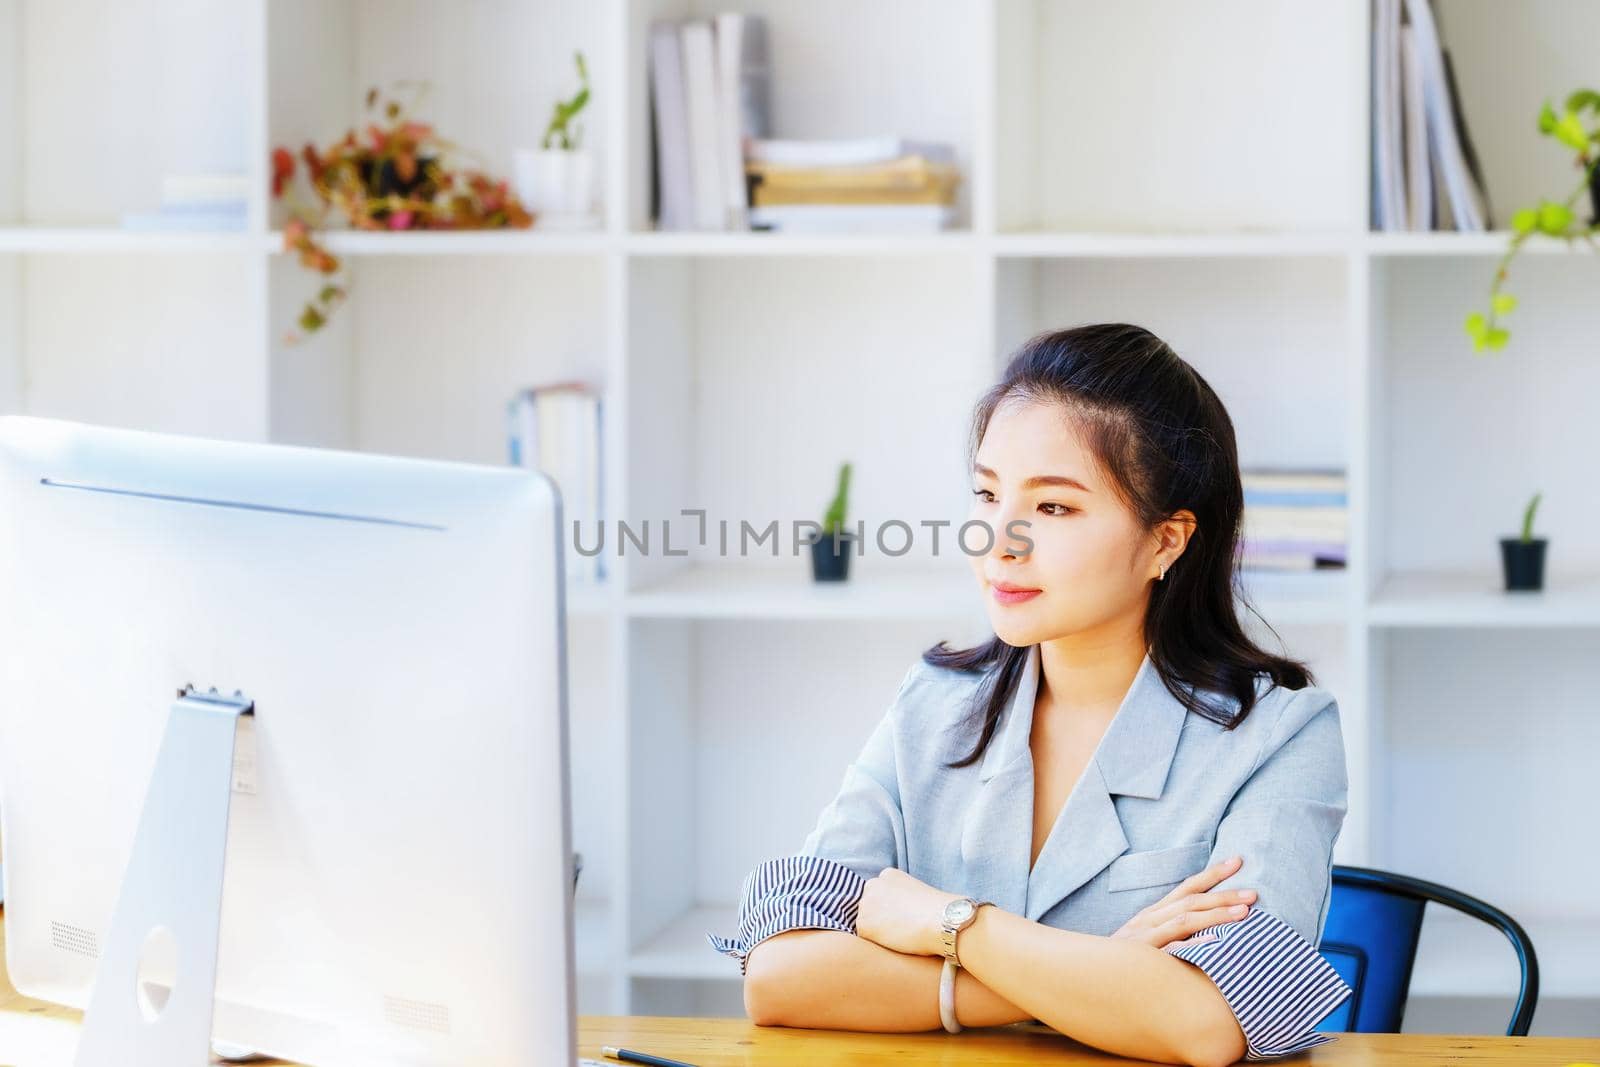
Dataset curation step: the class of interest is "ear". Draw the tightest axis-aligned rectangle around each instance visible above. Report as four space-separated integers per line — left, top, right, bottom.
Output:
1155 509 1197 564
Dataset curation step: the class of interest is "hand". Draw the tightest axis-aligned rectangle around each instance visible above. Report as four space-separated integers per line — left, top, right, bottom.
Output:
1108 854 1257 950
855 867 963 958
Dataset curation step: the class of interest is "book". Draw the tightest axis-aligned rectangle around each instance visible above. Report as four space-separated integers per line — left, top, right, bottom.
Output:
751 181 957 207
713 13 770 231
1371 0 1406 229
1440 45 1493 229
747 203 955 234
649 20 693 231
679 19 724 231
508 382 606 586
1240 469 1347 491
747 137 956 168
745 155 958 191
1403 0 1487 231
1400 23 1433 231
160 173 251 205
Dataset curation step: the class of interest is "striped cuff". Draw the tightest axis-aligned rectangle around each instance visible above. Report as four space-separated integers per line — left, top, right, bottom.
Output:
1162 907 1353 1060
705 855 868 976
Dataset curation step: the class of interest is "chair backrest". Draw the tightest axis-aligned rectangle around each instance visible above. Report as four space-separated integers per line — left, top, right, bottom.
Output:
1317 865 1539 1036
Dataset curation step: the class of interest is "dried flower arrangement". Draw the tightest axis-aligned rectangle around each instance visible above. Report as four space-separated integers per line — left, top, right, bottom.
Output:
270 82 536 342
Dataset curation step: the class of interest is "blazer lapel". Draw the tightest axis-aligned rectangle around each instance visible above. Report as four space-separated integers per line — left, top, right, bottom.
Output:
956 645 1192 922
957 645 1040 918
1020 647 1191 922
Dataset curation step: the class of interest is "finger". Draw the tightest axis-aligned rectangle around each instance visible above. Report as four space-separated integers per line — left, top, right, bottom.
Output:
1156 855 1241 905
1167 903 1251 936
1182 887 1257 912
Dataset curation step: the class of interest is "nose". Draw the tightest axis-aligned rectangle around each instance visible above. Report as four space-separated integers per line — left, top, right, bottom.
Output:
985 500 1033 564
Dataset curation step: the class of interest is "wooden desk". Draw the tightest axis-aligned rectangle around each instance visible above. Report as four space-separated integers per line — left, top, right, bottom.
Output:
3 911 1597 1065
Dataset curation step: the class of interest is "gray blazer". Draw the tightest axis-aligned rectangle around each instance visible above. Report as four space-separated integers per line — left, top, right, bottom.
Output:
709 642 1356 1057
797 642 1348 949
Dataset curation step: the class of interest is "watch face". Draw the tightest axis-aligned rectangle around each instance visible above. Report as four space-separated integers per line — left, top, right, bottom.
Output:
944 899 975 925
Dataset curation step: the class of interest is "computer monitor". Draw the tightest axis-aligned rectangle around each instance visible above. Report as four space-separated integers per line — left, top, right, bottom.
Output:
0 416 576 1067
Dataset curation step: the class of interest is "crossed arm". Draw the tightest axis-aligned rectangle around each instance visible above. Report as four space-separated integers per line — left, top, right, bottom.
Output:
715 690 1354 1065
742 865 1250 1067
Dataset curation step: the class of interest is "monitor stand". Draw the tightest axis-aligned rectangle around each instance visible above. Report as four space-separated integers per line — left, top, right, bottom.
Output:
73 686 253 1067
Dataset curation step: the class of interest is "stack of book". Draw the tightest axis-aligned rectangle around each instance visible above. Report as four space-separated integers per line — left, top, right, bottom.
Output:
120 173 249 232
507 382 606 587
1371 0 1491 231
1239 469 1348 572
744 137 959 234
649 13 771 232
647 13 961 234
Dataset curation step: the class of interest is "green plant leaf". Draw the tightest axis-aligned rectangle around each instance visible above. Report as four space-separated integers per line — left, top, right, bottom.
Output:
1538 100 1558 133
1485 327 1509 350
1491 292 1518 316
1566 88 1600 115
1464 311 1487 339
1538 200 1573 235
298 304 326 333
1555 110 1590 151
1511 207 1538 234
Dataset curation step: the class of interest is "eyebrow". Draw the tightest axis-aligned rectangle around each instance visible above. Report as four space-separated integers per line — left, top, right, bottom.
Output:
973 464 1092 493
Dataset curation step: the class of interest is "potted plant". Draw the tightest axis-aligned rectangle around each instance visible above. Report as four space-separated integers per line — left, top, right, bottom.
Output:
514 51 596 228
810 462 855 583
1465 88 1599 352
270 82 535 341
1500 491 1547 592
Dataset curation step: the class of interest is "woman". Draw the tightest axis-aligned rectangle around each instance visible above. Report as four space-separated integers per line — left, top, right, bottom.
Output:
707 324 1353 1066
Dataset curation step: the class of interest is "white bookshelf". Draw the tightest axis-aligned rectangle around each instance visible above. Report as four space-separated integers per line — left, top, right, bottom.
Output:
2 0 1597 1029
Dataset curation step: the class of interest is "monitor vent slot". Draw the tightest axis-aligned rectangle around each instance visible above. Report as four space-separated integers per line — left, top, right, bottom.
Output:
383 993 451 1035
50 920 99 959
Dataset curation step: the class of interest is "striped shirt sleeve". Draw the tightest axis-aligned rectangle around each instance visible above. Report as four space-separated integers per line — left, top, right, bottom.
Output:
705 855 867 976
1162 906 1353 1060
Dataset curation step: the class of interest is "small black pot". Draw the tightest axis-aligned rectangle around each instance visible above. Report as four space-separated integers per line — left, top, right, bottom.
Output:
1590 164 1600 227
1500 537 1547 591
810 530 857 582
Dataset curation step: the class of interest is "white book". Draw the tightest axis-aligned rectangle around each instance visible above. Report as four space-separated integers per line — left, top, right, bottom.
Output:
507 384 606 586
747 137 956 168
712 13 769 232
679 19 725 231
1241 470 1347 492
748 203 955 234
1372 0 1405 230
161 172 251 206
1400 23 1433 230
649 20 693 231
1404 0 1485 231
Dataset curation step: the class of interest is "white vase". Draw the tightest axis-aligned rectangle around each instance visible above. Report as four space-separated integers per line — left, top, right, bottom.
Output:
513 147 597 227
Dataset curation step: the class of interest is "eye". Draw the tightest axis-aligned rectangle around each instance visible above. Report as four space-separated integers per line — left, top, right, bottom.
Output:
971 488 995 502
1039 503 1076 516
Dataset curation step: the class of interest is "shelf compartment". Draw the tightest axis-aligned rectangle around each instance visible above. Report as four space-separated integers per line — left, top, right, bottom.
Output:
267 253 608 462
1371 256 1600 581
10 252 267 441
624 0 980 234
994 0 1364 235
268 0 611 233
1369 571 1600 628
2 0 257 228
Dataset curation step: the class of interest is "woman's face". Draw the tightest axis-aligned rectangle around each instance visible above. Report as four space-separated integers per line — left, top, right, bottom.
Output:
967 397 1176 648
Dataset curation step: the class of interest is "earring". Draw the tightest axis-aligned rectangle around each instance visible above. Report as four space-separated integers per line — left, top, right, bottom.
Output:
1157 563 1166 581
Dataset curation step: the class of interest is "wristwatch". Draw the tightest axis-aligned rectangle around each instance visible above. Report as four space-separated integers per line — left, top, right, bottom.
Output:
939 896 991 968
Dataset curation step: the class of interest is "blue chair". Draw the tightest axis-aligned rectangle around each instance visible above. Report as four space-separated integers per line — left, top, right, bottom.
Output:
1317 865 1539 1036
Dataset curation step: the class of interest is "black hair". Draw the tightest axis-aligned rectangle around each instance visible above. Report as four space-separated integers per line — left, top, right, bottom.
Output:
927 323 1314 768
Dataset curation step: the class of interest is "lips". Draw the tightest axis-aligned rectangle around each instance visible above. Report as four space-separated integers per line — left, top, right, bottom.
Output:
990 580 1042 605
